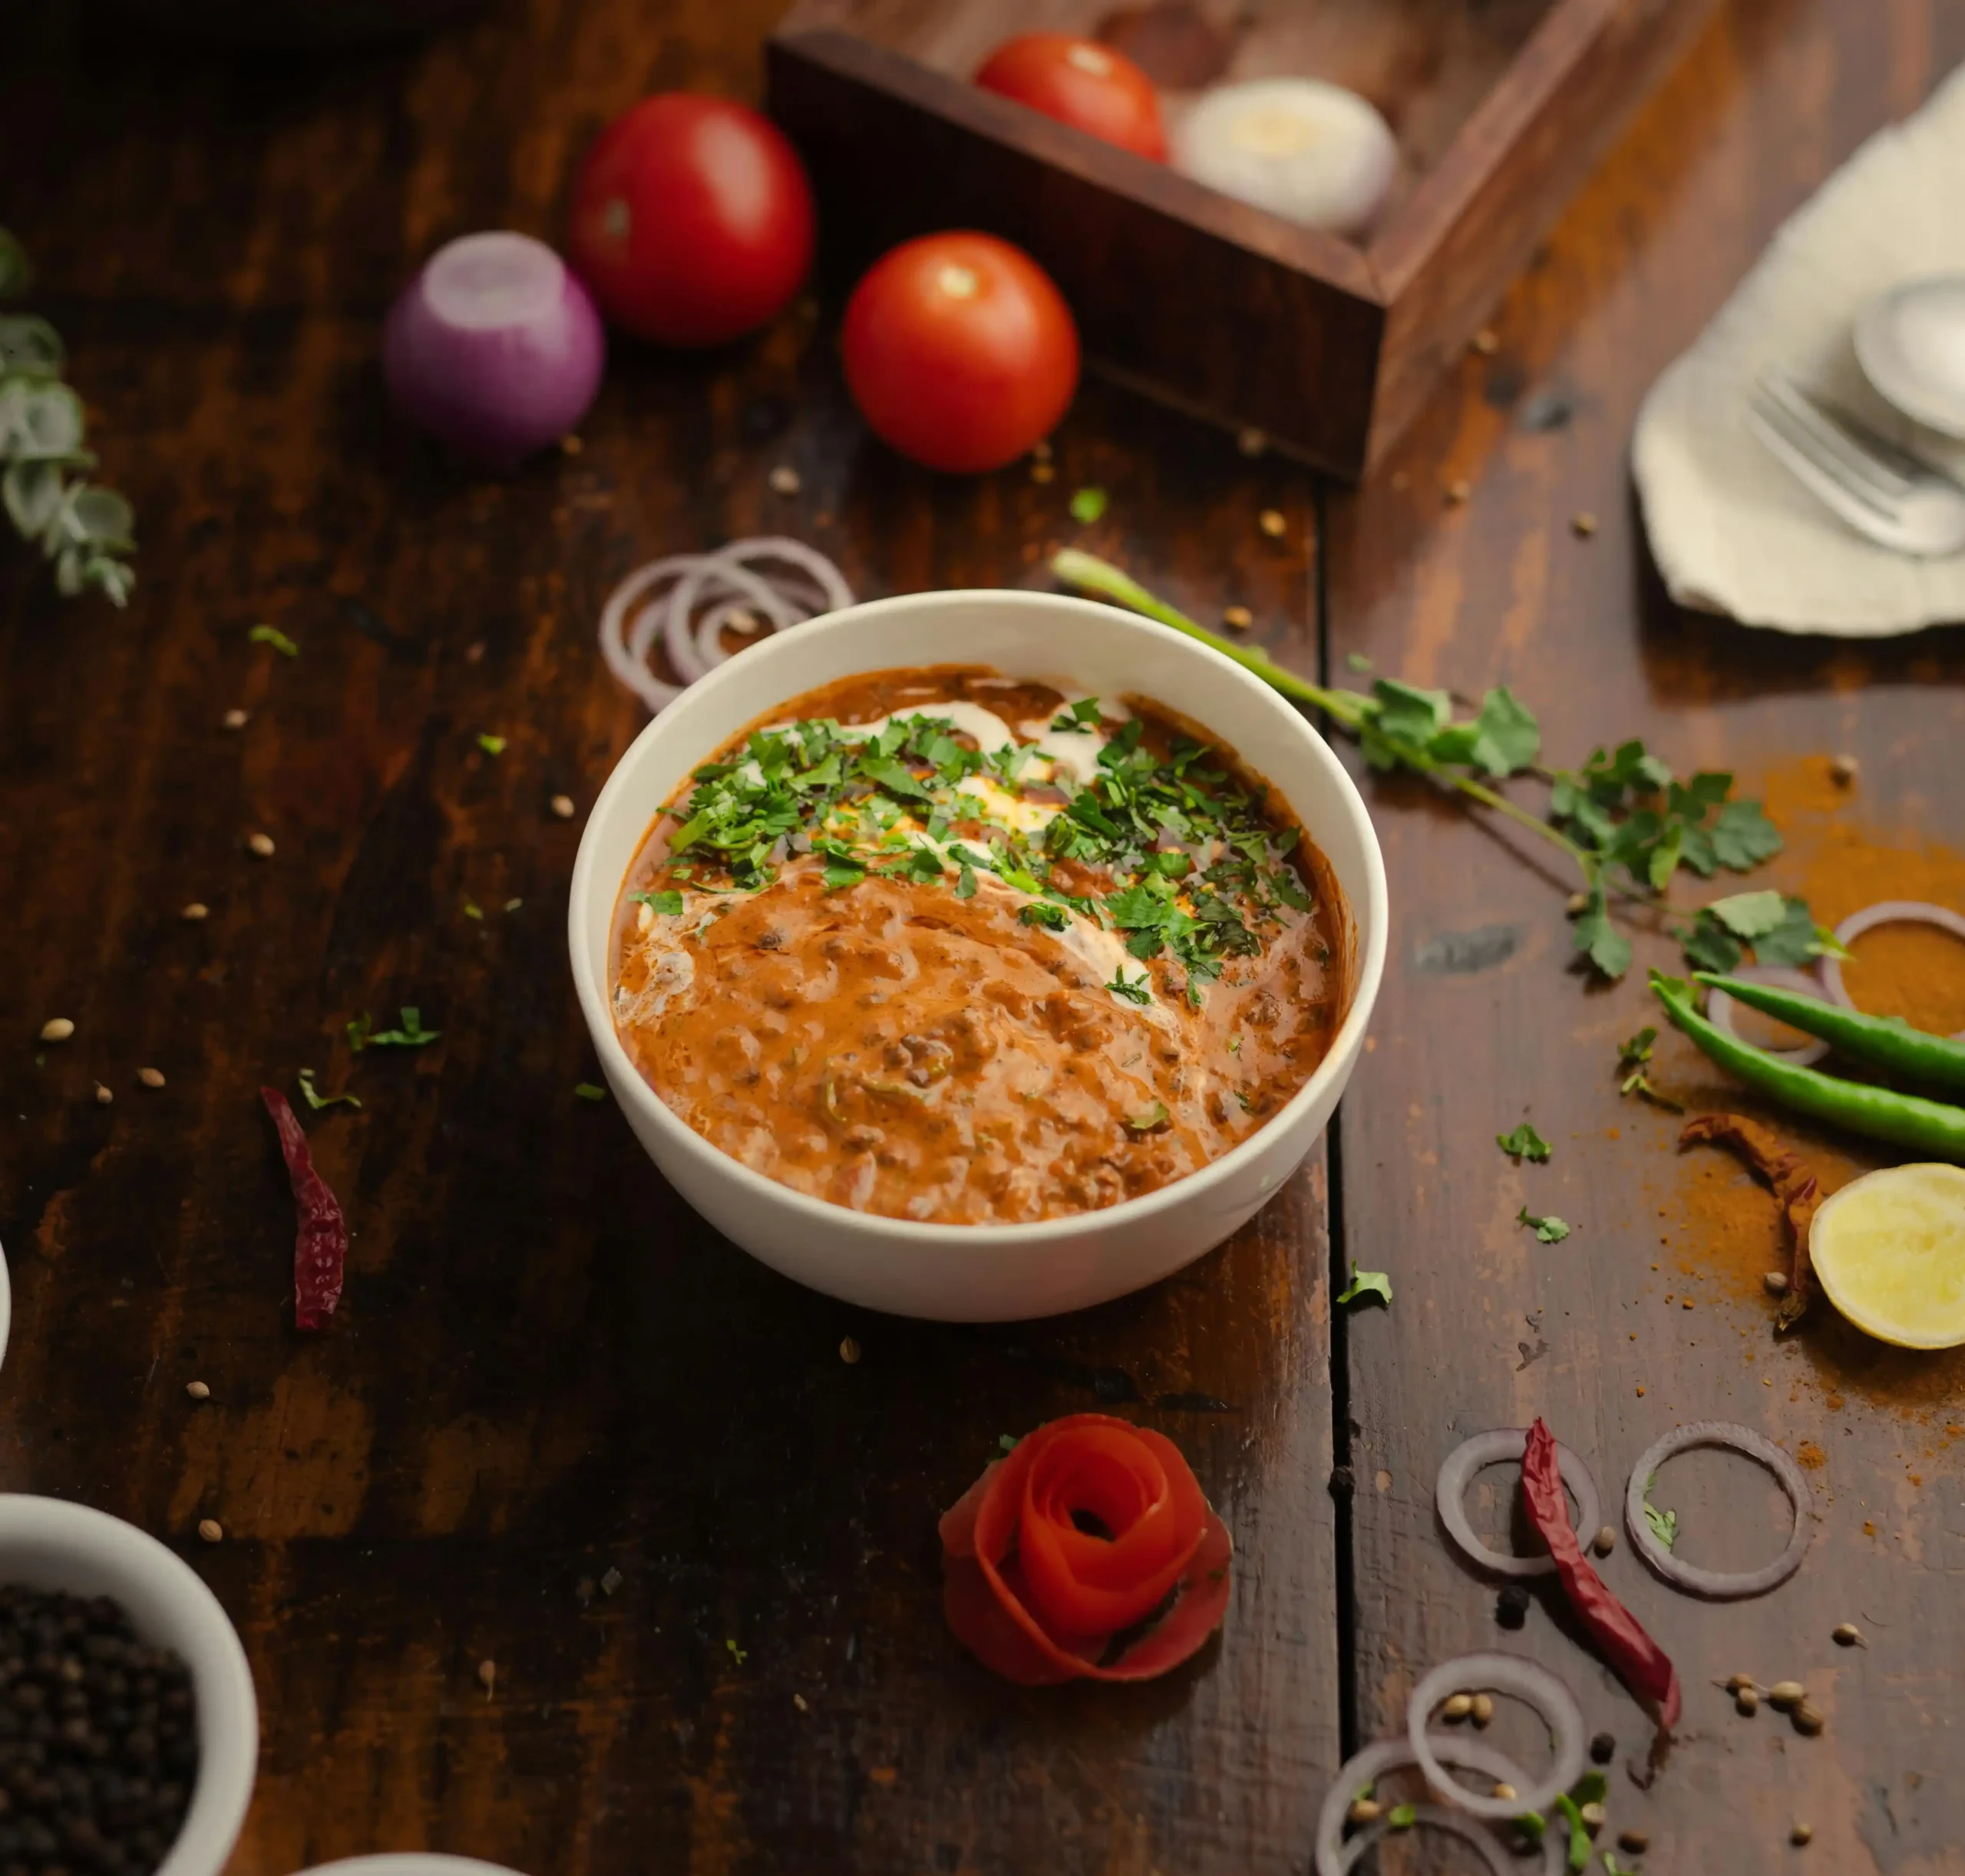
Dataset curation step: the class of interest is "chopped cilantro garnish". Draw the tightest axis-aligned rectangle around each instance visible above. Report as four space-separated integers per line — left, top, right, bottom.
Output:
350 1007 439 1051
1387 1804 1417 1831
248 623 298 658
477 732 507 758
1518 1205 1571 1243
955 863 977 900
1497 1122 1551 1162
1106 967 1151 1006
630 889 685 916
297 1068 360 1111
1051 696 1104 732
1019 903 1069 932
573 1082 608 1101
1127 1100 1170 1131
1641 1478 1677 1550
1068 486 1108 523
1336 1263 1392 1306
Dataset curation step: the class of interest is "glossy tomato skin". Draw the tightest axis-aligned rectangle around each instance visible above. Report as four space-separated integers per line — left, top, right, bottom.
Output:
566 94 815 347
841 233 1079 474
975 34 1167 161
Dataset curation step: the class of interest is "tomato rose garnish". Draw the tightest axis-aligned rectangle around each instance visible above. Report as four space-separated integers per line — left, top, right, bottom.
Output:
939 1414 1232 1684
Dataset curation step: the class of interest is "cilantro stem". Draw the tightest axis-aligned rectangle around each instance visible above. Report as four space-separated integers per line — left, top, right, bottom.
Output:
1052 549 1590 872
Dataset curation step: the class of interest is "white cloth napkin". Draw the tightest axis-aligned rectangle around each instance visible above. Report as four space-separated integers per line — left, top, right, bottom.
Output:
1632 60 1965 636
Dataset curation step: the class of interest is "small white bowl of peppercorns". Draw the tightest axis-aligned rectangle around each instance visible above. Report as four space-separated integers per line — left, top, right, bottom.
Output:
0 1496 257 1876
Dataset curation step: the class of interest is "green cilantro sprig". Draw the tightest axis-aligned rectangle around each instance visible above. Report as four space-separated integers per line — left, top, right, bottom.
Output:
1518 1205 1570 1243
1049 549 1831 983
0 230 134 606
1336 1263 1392 1306
1641 1475 1677 1549
1498 1123 1552 1162
347 1007 440 1052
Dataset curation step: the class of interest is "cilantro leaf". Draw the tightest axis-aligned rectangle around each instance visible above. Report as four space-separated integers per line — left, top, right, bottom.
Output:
1126 1099 1170 1131
1620 1068 1683 1111
1387 1804 1418 1830
573 1082 608 1101
1336 1263 1392 1307
1271 866 1313 912
822 857 867 893
1518 1204 1571 1243
477 732 507 758
1573 888 1632 979
1068 487 1108 523
1019 903 1070 932
1106 967 1152 1006
1051 696 1104 732
1497 1122 1552 1162
1678 910 1743 974
1617 1026 1656 1067
857 754 933 803
1551 1793 1590 1874
296 1068 360 1111
1709 798 1782 870
1642 1496 1678 1550
630 888 685 916
1468 685 1540 776
1369 678 1451 746
1749 895 1825 967
1105 882 1172 929
1706 889 1787 939
361 1006 439 1049
955 863 977 900
248 623 298 658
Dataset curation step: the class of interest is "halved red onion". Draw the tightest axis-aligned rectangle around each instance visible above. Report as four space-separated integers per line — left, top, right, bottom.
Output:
1821 900 1965 1041
1436 1429 1600 1579
1315 1735 1560 1876
599 538 854 714
1405 1653 1586 1819
1624 1421 1810 1600
1704 965 1832 1068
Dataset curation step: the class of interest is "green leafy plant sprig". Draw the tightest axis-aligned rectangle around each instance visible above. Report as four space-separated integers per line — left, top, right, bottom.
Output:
0 230 135 606
1052 549 1840 983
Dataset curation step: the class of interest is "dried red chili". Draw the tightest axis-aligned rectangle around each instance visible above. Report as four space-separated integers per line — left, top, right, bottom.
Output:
1521 1418 1681 1732
261 1086 348 1329
1680 1112 1822 1328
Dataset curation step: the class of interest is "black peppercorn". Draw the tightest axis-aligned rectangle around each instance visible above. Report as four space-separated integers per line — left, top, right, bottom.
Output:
1590 1730 1616 1764
1495 1584 1531 1630
0 1589 197 1875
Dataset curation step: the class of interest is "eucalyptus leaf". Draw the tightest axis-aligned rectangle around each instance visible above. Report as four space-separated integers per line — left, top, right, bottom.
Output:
70 484 134 547
0 315 64 377
1 459 60 538
12 382 84 462
0 231 29 299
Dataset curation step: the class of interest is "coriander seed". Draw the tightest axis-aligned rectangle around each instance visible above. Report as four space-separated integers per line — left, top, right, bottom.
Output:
1736 1686 1760 1715
1765 1270 1790 1295
1571 511 1598 537
1791 1822 1814 1846
246 832 275 858
1258 507 1286 538
1222 605 1253 630
478 1658 497 1695
94 1082 113 1105
1579 1802 1607 1831
39 1016 74 1042
1829 754 1858 785
1792 1701 1825 1736
1618 1829 1650 1854
186 1381 211 1402
1237 427 1267 457
1469 1692 1494 1727
223 707 249 729
1831 1622 1864 1647
182 901 210 921
197 1519 223 1544
1347 1798 1382 1825
768 464 801 496
1442 1692 1473 1720
1767 1679 1806 1710
138 1066 166 1089
839 1336 861 1365
1593 1524 1617 1556
1491 1782 1516 1802
1445 478 1471 505
1724 1673 1756 1691
550 794 577 820
1472 329 1499 355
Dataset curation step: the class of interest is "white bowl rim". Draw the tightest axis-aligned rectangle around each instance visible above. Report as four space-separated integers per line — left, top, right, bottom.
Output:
292 1860 530 1875
0 1493 259 1876
0 1236 11 1377
570 587 1389 1246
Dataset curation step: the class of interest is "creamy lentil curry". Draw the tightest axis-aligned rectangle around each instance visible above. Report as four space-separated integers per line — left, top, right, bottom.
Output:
611 666 1349 1224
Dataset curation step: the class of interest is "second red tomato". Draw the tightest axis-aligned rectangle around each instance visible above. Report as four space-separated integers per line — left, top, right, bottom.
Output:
840 233 1079 474
975 34 1167 161
566 94 814 347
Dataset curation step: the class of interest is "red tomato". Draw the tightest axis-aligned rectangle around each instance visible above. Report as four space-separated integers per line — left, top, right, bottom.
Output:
974 34 1167 162
841 233 1080 474
566 94 815 347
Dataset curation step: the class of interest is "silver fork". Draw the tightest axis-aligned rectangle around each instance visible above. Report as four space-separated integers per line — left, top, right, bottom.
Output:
1745 371 1965 557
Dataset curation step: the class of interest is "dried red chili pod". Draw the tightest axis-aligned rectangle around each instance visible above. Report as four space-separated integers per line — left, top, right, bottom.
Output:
1521 1417 1681 1732
261 1086 348 1329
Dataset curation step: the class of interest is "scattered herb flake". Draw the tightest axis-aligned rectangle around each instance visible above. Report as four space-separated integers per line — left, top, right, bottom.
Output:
955 862 977 900
574 1082 608 1101
365 1007 439 1049
1106 967 1152 1006
1617 1026 1657 1068
1345 651 1374 672
1641 1479 1678 1551
997 1433 1019 1455
725 1639 747 1665
1551 1793 1591 1874
1068 486 1108 524
296 1068 361 1111
1497 1122 1552 1162
1518 1205 1570 1243
477 732 507 758
1336 1263 1392 1307
1387 1804 1417 1830
249 623 298 658
463 901 484 920
631 888 686 916
1127 1100 1170 1131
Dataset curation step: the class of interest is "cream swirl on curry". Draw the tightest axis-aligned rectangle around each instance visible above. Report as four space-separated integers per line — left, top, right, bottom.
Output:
611 666 1349 1224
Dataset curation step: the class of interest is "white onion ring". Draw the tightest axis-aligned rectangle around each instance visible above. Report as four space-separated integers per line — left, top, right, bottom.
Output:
1435 1429 1600 1580
598 537 854 714
1821 900 1965 1041
1704 964 1833 1068
1624 1421 1811 1600
1405 1653 1586 1820
1315 1735 1560 1876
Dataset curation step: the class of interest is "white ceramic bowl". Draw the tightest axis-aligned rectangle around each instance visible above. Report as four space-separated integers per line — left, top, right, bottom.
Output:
0 1237 11 1376
296 1860 529 1875
569 589 1388 1321
0 1496 259 1876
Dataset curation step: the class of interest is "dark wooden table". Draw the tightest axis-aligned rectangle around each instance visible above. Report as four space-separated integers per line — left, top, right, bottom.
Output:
5 2 1963 1871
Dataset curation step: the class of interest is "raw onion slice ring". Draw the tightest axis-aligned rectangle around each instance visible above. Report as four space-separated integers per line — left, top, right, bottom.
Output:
1405 1653 1586 1819
1624 1421 1810 1599
1821 900 1965 1041
598 537 854 713
1315 1735 1559 1876
1704 964 1832 1067
1436 1429 1600 1579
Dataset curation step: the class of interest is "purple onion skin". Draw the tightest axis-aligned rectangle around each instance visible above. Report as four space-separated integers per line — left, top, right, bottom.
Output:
382 258 605 471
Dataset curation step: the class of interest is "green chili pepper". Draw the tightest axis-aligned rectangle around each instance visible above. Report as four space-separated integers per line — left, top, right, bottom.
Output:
1652 972 1965 1160
1696 971 1965 1094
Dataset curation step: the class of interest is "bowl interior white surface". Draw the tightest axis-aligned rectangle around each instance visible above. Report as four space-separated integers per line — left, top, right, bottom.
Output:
0 1237 11 1376
569 589 1387 1317
295 1860 530 1875
0 1496 259 1876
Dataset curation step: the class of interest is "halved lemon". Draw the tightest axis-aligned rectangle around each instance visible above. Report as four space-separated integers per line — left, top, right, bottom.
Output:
1810 1164 1965 1349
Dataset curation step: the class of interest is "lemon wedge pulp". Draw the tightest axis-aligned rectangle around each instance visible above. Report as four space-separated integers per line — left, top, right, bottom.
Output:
1809 1163 1965 1349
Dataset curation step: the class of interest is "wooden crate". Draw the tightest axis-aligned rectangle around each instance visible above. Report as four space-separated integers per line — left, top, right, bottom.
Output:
767 0 1717 480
